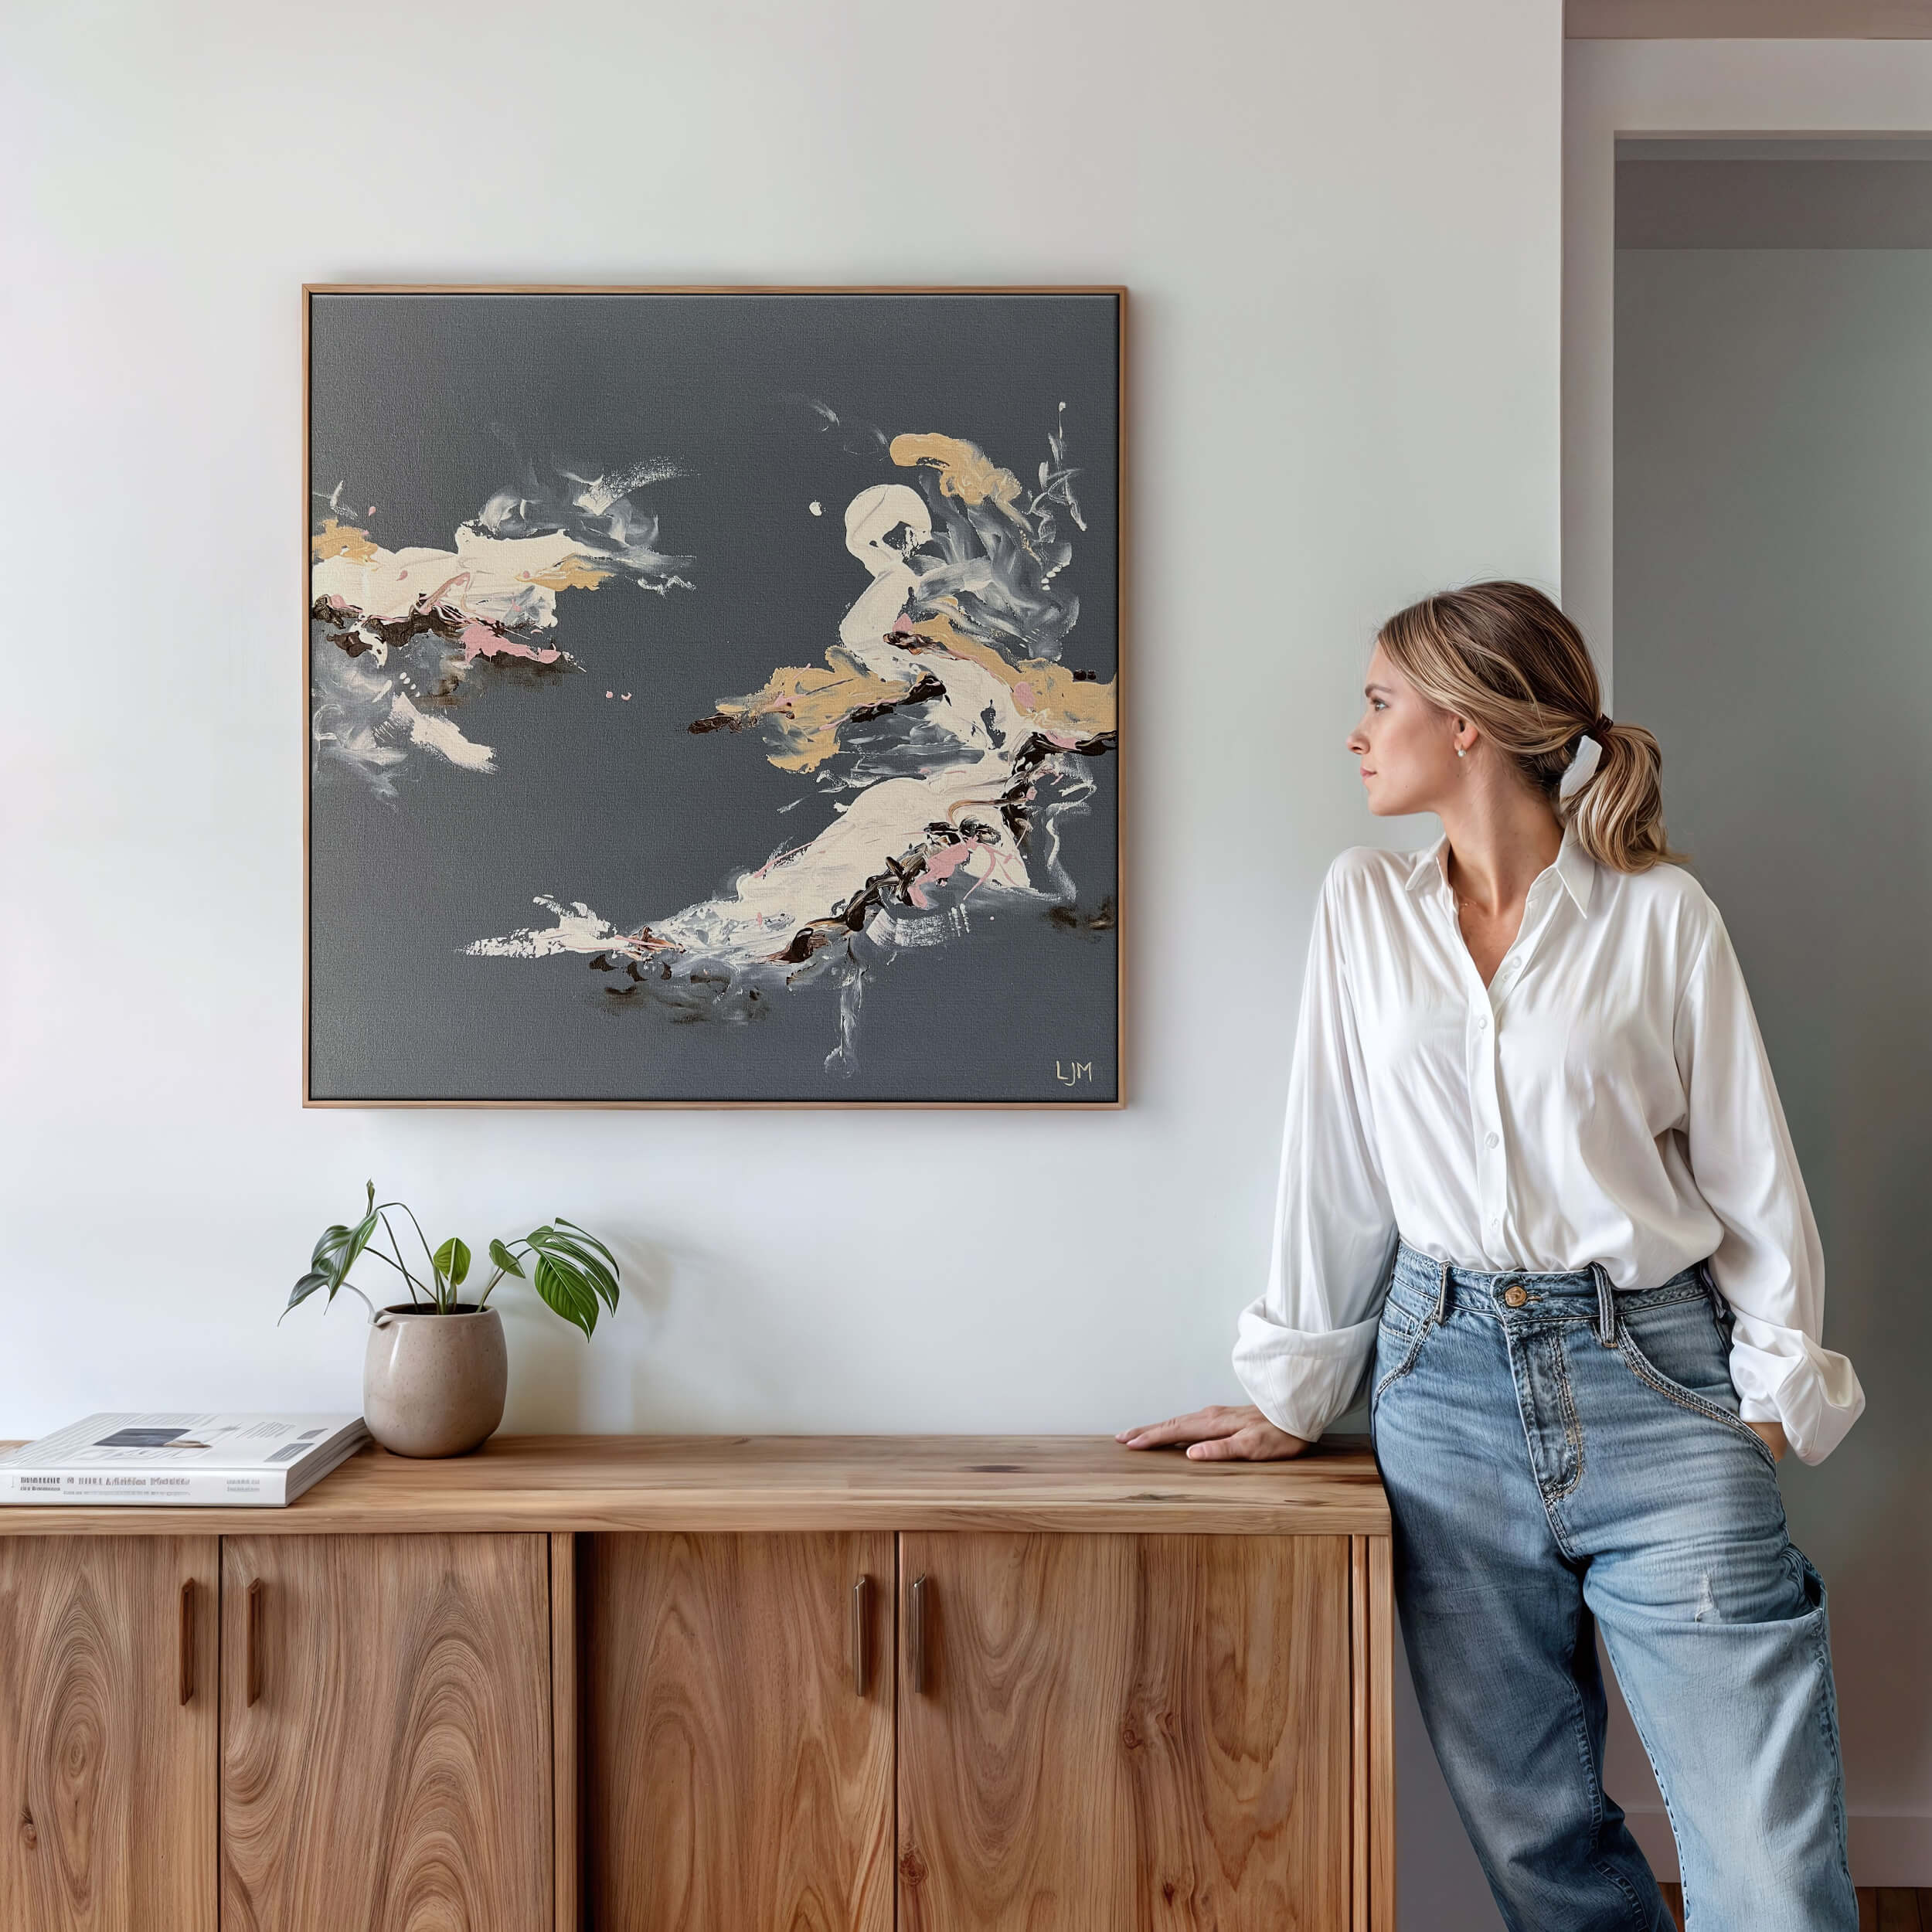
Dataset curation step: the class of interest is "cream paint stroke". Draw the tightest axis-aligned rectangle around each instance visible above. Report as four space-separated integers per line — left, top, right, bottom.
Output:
311 461 693 793
314 526 604 659
468 478 1060 974
389 692 495 773
467 896 620 958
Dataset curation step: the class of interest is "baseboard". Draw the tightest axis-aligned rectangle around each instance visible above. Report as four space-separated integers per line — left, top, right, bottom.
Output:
1625 1805 1932 1886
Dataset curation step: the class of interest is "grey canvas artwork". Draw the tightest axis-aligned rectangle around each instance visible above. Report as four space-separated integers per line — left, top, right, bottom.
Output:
306 290 1121 1104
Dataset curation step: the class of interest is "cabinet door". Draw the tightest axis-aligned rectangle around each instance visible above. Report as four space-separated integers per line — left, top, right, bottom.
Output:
896 1533 1353 1931
0 1536 218 1932
583 1532 895 1930
220 1533 549 1932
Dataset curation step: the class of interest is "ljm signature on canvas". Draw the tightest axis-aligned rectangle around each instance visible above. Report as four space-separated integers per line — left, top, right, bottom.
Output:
1055 1060 1095 1086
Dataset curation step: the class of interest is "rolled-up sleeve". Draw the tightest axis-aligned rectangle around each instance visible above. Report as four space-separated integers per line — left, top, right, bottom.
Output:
1232 860 1400 1441
1675 907 1865 1464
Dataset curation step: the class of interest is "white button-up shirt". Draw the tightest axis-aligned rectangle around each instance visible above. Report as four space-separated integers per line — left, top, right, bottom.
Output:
1231 821 1865 1464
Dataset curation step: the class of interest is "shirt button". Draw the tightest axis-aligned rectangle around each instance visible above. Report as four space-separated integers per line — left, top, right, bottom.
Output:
1477 1016 1489 1030
1485 1131 1499 1148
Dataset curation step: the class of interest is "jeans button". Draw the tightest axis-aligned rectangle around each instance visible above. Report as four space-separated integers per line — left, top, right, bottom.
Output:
1501 1283 1528 1308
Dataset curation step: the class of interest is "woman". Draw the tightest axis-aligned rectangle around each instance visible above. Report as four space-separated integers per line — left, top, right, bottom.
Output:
1120 582 1864 1931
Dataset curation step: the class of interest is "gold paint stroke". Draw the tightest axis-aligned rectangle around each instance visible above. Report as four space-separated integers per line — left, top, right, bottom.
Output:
716 610 1114 774
906 610 1116 742
710 646 909 772
524 556 614 591
311 519 379 563
888 434 1026 519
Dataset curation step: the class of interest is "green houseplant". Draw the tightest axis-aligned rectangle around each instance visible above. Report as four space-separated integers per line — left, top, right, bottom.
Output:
286 1182 621 1458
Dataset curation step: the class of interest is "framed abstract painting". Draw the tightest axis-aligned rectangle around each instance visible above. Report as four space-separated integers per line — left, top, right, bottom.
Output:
304 285 1124 1106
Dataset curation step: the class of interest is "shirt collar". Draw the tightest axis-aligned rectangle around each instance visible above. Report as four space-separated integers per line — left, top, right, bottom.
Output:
1403 819 1597 917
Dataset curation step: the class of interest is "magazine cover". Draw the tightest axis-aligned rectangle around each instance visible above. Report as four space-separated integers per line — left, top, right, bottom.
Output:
0 1412 369 1506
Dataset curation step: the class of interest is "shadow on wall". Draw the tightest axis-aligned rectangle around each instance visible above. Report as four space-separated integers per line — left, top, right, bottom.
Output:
495 1232 682 1434
495 1233 876 1435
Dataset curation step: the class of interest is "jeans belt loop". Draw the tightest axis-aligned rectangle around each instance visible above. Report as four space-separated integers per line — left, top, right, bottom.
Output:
1435 1255 1452 1324
1699 1255 1727 1325
1593 1260 1619 1348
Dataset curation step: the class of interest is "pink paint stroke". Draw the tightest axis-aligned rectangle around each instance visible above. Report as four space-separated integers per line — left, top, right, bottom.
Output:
462 620 560 665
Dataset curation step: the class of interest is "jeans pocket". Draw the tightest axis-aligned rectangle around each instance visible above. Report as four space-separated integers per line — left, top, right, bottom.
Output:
1378 1295 1425 1342
1614 1300 1779 1471
1372 1308 1437 1409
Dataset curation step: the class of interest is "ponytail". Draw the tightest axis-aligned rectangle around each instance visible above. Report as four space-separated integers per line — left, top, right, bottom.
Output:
1565 716 1685 872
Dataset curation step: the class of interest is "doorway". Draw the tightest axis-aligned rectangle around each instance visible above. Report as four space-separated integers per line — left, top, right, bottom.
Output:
1598 127 1932 1889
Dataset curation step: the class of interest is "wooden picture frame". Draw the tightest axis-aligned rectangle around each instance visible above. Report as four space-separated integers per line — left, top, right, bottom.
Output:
303 284 1126 1107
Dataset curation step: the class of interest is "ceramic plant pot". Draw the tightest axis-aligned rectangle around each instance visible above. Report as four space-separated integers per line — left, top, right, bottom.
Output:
362 1304 508 1458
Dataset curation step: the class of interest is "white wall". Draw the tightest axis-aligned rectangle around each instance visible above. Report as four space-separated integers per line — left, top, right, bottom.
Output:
1 4 1560 1924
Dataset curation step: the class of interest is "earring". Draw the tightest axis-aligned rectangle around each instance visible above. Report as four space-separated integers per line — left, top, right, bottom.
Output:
1456 745 1466 759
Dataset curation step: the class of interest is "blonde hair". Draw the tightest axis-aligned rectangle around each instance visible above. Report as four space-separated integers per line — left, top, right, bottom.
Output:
1376 580 1689 874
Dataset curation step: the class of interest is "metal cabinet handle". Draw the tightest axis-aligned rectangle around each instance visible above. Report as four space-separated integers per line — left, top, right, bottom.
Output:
178 1579 196 1706
245 1577 264 1706
910 1573 929 1694
851 1575 869 1696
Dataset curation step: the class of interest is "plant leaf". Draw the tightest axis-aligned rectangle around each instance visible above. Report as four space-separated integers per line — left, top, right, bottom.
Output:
488 1238 526 1279
433 1237 471 1289
548 1241 617 1311
306 1189 379 1308
553 1220 621 1309
528 1226 618 1311
281 1270 332 1321
555 1217 619 1270
310 1223 352 1273
328 1205 380 1300
294 1185 383 1321
532 1254 597 1339
559 1258 604 1335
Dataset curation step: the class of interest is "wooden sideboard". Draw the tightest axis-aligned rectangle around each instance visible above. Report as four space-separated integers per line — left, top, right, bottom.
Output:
0 1434 1393 1930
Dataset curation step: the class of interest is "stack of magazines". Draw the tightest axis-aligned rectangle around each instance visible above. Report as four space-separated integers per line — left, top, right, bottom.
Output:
0 1413 369 1507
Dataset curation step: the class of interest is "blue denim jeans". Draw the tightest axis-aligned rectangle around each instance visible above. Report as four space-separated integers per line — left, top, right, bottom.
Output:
1369 1236 1855 1932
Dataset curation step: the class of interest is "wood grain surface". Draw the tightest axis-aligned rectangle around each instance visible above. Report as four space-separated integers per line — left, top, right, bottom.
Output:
0 1536 217 1932
1366 1536 1394 1932
549 1533 578 1932
0 1436 1388 1539
219 1533 550 1932
896 1532 1353 1930
1349 1536 1396 1932
583 1531 895 1931
1350 1542 1369 1930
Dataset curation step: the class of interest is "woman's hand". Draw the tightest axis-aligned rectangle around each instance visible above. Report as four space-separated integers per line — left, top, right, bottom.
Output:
1115 1403 1312 1461
1746 1418 1788 1463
